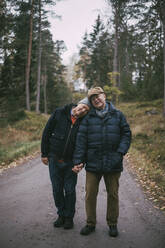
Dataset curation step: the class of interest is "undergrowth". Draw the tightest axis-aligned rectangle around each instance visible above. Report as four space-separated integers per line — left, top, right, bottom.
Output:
118 99 165 211
0 110 48 166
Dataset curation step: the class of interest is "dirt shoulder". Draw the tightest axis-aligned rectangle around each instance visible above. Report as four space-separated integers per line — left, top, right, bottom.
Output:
125 152 165 213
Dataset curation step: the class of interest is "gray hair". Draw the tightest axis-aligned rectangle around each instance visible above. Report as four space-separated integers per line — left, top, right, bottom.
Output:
78 97 91 107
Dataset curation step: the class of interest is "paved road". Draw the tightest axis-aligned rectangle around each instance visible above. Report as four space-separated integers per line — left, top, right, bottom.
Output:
0 156 165 248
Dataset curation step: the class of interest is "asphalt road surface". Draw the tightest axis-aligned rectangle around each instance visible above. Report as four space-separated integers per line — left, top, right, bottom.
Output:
0 156 165 248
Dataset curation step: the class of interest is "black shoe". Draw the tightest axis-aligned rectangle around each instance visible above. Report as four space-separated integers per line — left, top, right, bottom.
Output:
53 216 65 227
80 225 95 235
109 225 118 237
64 217 74 229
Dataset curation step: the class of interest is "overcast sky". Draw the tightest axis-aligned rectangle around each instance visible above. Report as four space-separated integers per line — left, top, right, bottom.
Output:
48 0 108 64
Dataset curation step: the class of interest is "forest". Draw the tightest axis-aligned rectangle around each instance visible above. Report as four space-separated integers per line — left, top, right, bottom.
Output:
0 0 165 116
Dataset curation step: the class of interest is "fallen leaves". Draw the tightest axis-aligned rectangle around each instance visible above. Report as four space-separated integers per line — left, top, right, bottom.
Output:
126 152 165 213
0 150 40 175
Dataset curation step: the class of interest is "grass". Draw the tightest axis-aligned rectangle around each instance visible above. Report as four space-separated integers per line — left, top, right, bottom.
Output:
118 99 165 211
0 110 48 167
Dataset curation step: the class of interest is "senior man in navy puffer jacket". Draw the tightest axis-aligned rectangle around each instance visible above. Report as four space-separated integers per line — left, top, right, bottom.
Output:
72 87 131 237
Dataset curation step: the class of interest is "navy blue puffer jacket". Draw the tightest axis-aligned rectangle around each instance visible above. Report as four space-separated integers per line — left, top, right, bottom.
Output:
73 102 131 173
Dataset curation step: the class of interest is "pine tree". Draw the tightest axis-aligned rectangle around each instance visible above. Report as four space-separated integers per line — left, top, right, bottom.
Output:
75 15 112 89
25 0 34 111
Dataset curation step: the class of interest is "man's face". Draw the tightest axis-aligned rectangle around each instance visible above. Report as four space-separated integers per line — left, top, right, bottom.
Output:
90 93 106 110
73 104 90 118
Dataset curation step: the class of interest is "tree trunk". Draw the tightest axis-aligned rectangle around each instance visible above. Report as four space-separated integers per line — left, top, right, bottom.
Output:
159 0 165 116
113 26 118 75
25 0 34 111
36 0 42 113
163 20 165 117
43 64 47 114
125 26 129 75
113 7 119 87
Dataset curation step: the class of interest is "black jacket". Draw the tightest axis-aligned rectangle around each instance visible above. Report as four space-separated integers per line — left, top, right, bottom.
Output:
73 102 131 173
41 104 82 161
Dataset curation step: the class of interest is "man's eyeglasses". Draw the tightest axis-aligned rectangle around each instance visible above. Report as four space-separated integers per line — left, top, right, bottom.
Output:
91 94 103 101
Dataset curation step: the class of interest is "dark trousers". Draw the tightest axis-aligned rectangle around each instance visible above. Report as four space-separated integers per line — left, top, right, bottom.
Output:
85 171 121 226
48 157 77 218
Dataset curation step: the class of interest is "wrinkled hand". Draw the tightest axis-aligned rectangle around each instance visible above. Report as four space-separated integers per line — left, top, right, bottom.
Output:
72 163 84 174
41 157 49 165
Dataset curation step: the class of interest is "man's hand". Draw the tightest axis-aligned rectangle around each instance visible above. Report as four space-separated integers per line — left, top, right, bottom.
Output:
41 157 49 165
72 163 84 174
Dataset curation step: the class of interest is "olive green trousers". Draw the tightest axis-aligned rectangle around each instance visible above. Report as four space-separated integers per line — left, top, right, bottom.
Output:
85 171 121 226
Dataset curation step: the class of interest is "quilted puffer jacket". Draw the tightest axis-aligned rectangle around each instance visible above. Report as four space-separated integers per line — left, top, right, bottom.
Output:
73 102 131 173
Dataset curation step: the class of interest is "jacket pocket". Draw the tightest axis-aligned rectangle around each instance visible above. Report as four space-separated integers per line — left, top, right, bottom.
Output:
51 132 65 140
108 152 123 170
49 133 65 153
50 133 65 144
87 148 100 163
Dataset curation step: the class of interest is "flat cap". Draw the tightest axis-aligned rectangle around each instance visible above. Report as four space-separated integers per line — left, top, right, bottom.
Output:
88 87 104 99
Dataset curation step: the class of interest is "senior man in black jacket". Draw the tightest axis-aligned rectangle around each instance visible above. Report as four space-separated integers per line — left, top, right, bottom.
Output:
41 102 89 229
73 87 131 237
